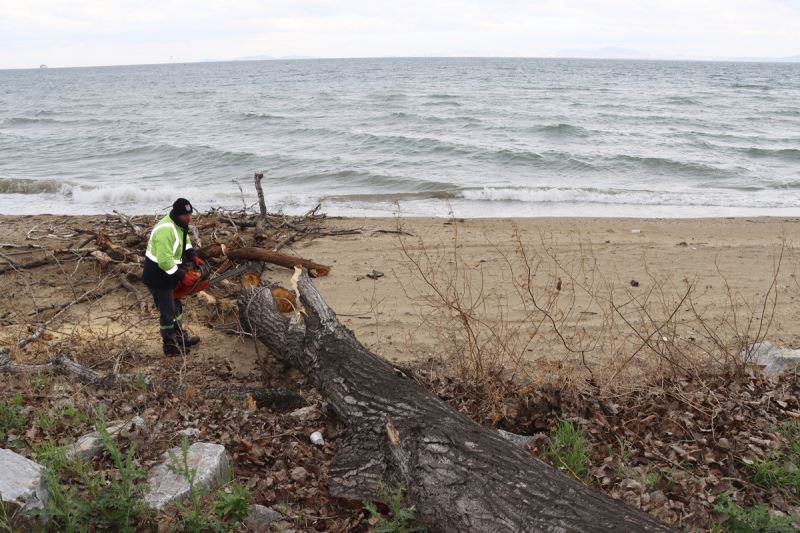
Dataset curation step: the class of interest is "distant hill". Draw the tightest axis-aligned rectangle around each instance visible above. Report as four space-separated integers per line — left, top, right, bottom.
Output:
199 55 316 63
721 54 800 63
557 47 648 59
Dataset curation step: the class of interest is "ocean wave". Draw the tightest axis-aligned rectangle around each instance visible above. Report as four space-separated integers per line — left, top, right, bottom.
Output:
1 117 62 126
422 100 462 107
0 116 138 127
284 169 455 192
492 148 544 164
0 177 67 194
457 186 800 208
661 96 702 105
237 112 287 121
534 123 590 137
608 154 726 176
86 143 263 168
744 147 800 161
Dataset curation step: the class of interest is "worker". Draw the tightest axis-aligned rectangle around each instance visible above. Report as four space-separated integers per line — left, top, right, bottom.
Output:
142 198 203 356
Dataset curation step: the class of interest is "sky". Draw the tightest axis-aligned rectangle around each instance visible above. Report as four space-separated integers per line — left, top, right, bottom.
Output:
1 0 799 69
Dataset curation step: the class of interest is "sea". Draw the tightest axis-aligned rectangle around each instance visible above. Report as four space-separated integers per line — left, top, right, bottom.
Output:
1 57 799 217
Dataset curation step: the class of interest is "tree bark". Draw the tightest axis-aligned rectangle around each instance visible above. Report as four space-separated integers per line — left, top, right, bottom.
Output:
199 245 330 277
239 271 673 533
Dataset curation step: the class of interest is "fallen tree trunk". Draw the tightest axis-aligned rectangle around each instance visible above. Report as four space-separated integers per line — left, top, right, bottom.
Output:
200 245 330 277
239 271 672 532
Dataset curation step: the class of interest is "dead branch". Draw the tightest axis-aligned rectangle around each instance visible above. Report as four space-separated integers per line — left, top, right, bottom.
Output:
199 244 331 277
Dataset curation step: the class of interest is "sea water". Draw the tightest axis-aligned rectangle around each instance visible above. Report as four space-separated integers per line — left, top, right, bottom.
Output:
1 57 798 217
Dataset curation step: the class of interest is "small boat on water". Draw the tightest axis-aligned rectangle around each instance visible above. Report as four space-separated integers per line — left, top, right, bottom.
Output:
39 64 47 69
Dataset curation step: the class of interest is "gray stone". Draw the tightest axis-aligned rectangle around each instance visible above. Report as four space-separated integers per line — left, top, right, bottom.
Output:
245 503 282 531
143 442 230 511
497 429 536 449
0 448 48 513
64 416 146 461
289 405 319 422
747 341 800 377
289 466 307 482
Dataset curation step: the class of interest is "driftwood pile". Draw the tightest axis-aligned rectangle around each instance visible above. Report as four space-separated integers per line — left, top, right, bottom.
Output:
0 174 336 357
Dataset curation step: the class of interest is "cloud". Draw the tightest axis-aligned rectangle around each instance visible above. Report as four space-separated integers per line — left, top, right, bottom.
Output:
0 0 798 68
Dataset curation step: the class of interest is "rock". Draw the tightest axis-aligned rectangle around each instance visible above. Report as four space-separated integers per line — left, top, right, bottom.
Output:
0 448 48 513
177 428 200 438
143 442 230 510
289 466 307 482
64 416 146 461
650 490 667 508
747 341 800 377
497 429 535 449
289 405 320 422
245 504 282 531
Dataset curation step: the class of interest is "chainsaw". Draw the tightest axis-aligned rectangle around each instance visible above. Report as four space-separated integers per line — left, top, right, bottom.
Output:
173 262 253 300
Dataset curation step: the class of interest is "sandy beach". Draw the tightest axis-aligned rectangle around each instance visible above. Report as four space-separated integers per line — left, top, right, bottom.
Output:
3 213 800 530
2 214 799 373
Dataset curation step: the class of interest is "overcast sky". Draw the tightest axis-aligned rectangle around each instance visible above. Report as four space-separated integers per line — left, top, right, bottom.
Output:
1 0 799 69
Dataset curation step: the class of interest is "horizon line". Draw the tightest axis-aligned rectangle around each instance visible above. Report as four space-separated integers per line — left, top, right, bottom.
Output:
3 54 799 71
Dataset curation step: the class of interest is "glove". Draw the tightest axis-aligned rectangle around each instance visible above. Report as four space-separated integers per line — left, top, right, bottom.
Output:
173 267 187 282
181 270 201 287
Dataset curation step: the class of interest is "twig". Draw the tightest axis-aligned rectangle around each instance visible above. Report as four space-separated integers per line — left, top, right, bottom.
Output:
18 282 117 347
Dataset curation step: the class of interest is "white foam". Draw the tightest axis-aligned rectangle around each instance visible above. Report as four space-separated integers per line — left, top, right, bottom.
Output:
458 186 800 209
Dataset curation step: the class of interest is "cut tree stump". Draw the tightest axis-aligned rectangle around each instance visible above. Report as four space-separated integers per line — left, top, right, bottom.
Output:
239 271 673 532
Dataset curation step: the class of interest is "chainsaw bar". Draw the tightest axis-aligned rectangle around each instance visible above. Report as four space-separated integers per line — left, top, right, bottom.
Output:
207 263 254 286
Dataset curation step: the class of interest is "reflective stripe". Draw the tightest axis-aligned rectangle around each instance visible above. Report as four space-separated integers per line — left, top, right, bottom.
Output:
165 265 178 275
175 314 183 321
184 243 193 250
160 324 175 330
152 223 180 255
146 250 181 267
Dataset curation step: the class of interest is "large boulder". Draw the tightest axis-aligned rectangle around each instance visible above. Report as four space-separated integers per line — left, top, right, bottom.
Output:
0 448 48 513
143 442 230 511
748 341 800 377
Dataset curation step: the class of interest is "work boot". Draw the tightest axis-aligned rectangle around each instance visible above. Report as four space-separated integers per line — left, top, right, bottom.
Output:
174 322 200 348
162 335 182 357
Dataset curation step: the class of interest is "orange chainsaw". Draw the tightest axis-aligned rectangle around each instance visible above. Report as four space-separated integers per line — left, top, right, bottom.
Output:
173 262 250 300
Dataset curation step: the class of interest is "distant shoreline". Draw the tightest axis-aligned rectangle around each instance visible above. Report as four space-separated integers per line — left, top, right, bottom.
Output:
3 54 799 72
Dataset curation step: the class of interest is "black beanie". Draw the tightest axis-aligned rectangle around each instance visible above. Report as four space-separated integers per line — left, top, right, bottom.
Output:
170 198 193 217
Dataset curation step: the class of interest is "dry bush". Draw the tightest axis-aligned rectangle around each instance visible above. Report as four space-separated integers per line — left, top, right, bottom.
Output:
396 218 785 417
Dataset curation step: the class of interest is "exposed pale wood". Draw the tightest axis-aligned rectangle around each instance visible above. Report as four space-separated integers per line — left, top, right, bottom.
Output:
238 272 673 533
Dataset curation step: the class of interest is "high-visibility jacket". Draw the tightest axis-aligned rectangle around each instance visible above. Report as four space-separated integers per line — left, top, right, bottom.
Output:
145 215 192 275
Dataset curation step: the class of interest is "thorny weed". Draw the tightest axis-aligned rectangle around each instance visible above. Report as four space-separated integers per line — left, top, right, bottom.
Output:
397 217 786 418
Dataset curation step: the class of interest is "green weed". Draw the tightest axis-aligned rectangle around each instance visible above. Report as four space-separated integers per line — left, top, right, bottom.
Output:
31 410 151 532
713 492 796 533
363 484 426 533
0 393 25 446
169 435 248 532
747 421 800 500
545 418 589 479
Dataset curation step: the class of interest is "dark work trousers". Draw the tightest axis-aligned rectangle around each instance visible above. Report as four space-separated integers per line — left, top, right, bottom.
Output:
147 286 183 341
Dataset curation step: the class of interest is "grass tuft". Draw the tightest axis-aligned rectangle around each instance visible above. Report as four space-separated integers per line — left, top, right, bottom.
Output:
545 418 589 480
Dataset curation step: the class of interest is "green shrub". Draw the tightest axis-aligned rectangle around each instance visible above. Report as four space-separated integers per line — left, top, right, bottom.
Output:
0 393 25 446
31 412 151 532
748 421 800 500
545 418 589 479
363 484 426 533
713 492 796 533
